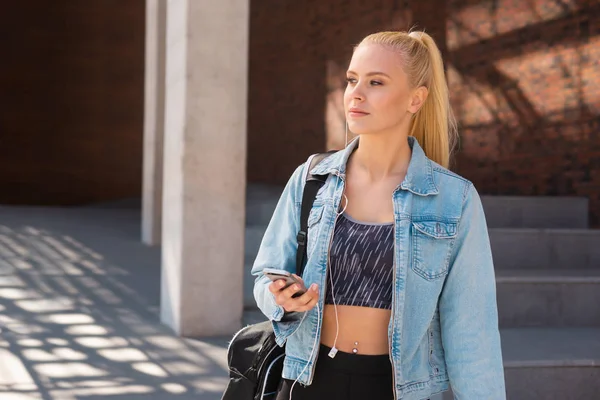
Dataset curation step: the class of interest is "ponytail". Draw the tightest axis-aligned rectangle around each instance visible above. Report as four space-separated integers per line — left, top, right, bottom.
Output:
360 30 458 168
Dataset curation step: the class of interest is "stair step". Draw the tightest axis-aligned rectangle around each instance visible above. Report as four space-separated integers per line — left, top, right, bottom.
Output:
502 327 600 367
502 327 600 399
496 268 600 283
246 184 281 226
496 269 600 328
245 225 266 262
480 195 588 229
490 228 600 269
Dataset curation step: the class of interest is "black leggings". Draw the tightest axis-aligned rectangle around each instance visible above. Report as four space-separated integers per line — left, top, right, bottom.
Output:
275 344 395 400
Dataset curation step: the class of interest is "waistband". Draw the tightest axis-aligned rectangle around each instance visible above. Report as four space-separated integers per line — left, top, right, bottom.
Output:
316 344 392 375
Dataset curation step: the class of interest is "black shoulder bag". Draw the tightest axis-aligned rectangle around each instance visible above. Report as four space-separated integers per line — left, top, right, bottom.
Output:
221 152 334 400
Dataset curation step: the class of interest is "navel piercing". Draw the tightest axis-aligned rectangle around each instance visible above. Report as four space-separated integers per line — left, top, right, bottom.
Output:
352 341 359 354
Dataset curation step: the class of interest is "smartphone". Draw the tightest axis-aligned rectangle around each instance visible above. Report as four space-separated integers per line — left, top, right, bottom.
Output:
262 268 306 297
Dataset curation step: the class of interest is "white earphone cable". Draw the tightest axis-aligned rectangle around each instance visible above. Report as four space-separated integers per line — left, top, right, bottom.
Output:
288 302 320 400
328 191 347 358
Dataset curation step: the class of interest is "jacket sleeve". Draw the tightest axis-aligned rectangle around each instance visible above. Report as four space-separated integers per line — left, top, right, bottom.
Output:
251 162 307 343
439 183 506 399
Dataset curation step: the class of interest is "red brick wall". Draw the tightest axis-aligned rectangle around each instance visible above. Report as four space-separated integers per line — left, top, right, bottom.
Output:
447 0 600 226
0 1 145 205
248 0 600 226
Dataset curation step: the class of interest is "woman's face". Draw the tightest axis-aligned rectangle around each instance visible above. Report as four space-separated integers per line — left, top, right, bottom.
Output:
344 44 422 136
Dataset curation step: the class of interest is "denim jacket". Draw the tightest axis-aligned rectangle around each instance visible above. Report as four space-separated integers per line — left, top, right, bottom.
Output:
252 136 506 400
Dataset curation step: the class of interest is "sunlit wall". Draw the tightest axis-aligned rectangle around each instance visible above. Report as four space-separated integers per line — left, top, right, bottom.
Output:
447 0 600 226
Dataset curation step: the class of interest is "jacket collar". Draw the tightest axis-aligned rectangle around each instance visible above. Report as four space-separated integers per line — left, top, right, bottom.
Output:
310 136 439 196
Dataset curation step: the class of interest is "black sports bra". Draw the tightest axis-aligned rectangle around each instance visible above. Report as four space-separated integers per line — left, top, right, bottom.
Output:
325 212 394 310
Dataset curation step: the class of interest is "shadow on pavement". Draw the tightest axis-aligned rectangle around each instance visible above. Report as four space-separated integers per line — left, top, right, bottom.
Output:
0 204 243 400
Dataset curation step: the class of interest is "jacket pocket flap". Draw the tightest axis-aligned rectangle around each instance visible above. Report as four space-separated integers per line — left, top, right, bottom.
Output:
412 220 457 239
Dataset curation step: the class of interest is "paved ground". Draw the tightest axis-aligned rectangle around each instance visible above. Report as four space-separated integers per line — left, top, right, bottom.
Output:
0 201 464 400
0 201 262 400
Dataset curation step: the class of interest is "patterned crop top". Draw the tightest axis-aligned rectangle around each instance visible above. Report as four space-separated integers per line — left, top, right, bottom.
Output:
325 212 394 310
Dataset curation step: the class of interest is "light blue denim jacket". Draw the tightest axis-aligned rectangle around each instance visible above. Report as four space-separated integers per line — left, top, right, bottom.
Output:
252 136 506 400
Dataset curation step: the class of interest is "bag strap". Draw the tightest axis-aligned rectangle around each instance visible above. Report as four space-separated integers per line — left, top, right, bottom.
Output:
296 151 336 276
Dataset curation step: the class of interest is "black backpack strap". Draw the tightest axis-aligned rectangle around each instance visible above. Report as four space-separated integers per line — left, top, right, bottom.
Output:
296 151 336 276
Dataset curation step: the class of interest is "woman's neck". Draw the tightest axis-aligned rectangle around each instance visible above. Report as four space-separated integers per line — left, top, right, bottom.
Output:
349 132 411 183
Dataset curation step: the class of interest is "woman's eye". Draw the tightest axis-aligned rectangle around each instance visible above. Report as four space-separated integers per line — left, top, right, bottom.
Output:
345 77 382 86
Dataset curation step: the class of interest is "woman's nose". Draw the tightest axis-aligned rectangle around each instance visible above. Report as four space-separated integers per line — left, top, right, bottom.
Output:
351 86 364 101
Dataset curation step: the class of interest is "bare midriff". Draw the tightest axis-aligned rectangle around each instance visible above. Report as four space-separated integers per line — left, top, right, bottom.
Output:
320 304 391 355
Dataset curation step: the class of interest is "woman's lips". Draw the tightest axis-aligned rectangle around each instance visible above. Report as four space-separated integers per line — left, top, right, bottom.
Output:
348 110 369 117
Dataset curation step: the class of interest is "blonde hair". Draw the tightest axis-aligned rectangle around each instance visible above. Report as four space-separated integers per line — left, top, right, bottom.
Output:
357 30 458 168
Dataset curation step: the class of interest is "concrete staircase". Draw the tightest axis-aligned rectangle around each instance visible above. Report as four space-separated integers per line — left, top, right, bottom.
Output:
245 184 600 399
488 198 600 399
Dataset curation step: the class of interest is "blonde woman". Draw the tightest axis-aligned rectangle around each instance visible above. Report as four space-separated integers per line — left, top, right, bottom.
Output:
252 30 505 400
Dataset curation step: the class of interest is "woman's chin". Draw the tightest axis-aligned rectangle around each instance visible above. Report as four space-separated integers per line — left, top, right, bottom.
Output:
349 127 376 136
347 123 374 136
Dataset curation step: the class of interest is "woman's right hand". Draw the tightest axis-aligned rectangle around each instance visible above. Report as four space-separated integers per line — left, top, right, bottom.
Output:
268 274 320 313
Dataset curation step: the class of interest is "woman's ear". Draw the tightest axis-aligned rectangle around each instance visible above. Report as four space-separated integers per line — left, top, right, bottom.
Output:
408 86 428 114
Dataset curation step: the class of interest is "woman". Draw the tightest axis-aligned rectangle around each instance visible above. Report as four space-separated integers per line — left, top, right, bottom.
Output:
252 30 506 400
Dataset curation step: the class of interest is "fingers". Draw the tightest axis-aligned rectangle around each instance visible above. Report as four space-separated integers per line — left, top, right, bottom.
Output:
293 284 317 305
268 279 284 294
295 298 318 312
268 276 306 298
268 278 319 312
292 286 319 312
282 284 319 313
282 282 304 298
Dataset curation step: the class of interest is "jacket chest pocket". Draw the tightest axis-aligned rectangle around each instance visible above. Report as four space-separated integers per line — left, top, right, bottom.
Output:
411 220 457 280
306 205 324 258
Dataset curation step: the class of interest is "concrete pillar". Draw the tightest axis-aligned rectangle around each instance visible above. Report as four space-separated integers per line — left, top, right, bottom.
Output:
142 0 166 246
160 0 248 336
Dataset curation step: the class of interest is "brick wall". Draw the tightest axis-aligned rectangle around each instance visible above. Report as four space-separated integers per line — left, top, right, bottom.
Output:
247 0 420 184
0 1 145 205
248 0 600 226
3 1 597 224
447 0 600 226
